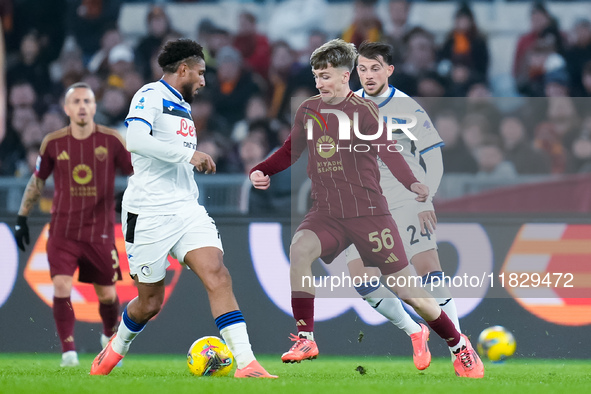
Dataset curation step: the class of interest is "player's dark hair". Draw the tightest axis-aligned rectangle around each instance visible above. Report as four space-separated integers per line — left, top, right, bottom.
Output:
358 41 394 66
158 38 204 73
310 39 357 72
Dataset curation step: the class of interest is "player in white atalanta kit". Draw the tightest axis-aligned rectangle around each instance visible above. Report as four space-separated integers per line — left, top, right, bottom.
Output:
90 39 276 378
347 41 462 371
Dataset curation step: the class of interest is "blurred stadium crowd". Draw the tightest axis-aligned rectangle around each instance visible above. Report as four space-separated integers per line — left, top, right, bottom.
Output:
1 0 591 185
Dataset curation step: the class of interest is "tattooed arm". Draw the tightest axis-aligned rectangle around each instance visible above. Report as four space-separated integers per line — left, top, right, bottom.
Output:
18 174 45 216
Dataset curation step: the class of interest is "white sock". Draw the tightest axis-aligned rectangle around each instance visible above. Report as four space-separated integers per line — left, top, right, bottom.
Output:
363 286 421 336
298 331 314 341
220 322 255 369
112 318 143 356
450 335 466 353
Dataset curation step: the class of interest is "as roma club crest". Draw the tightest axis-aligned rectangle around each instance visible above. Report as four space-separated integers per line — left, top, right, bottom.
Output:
95 146 108 161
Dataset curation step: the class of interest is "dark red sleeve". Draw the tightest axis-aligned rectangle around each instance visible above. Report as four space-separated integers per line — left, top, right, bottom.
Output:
35 138 54 181
363 102 418 190
250 134 293 177
114 137 133 175
250 103 307 177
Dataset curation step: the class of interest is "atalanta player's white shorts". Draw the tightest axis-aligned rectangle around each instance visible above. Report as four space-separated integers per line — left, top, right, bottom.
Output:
122 204 223 283
346 202 438 263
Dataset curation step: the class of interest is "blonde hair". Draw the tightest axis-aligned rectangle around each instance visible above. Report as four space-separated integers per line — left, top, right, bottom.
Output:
310 39 357 72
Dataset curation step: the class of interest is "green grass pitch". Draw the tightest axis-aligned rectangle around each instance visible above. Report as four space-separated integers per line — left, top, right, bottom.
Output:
1 354 589 394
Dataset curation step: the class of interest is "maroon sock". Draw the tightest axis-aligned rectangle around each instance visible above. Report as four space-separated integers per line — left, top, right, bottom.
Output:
426 310 461 347
53 297 76 352
99 298 120 337
291 291 315 334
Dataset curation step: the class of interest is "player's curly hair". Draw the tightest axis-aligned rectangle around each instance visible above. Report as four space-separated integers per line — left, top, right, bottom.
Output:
310 39 357 72
158 38 205 73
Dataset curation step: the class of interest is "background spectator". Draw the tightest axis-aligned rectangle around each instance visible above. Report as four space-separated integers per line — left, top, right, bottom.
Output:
475 141 518 180
384 0 413 67
210 46 260 131
342 0 383 48
67 0 121 64
6 31 52 98
392 27 437 96
439 2 489 80
232 11 271 80
135 6 176 81
436 111 478 174
513 1 555 78
571 113 591 172
500 115 551 174
565 19 591 96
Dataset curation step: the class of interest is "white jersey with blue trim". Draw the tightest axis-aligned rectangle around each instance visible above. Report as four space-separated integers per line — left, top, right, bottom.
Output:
354 85 444 208
123 79 199 214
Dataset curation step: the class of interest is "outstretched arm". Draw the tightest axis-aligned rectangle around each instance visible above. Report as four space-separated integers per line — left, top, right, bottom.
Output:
249 129 307 189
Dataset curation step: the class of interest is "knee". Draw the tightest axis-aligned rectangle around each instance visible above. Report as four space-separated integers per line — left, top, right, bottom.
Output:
53 282 70 295
97 294 118 305
202 263 233 293
290 241 314 266
142 299 162 319
97 288 118 304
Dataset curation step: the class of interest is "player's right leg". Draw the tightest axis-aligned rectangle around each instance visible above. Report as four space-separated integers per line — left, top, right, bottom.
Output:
390 204 461 356
91 210 171 375
177 206 275 378
183 246 276 378
90 280 163 375
411 249 460 360
347 257 430 370
47 236 82 367
281 229 323 363
52 275 79 367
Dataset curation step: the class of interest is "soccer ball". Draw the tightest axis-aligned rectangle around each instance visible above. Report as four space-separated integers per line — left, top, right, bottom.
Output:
187 336 234 376
477 326 516 362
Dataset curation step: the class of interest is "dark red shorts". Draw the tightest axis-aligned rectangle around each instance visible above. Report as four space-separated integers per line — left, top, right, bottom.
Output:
46 236 122 286
296 210 409 275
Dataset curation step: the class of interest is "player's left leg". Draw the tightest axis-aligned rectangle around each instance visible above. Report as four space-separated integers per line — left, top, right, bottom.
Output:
281 229 323 363
352 215 482 378
90 280 163 375
52 274 79 367
47 236 82 367
93 284 120 347
184 247 276 378
384 266 483 378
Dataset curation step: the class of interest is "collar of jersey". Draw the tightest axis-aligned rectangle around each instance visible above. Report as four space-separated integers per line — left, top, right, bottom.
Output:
362 84 396 108
159 79 183 101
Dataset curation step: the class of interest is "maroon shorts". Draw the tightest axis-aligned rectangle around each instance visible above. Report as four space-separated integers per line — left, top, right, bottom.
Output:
46 236 122 286
296 210 409 275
